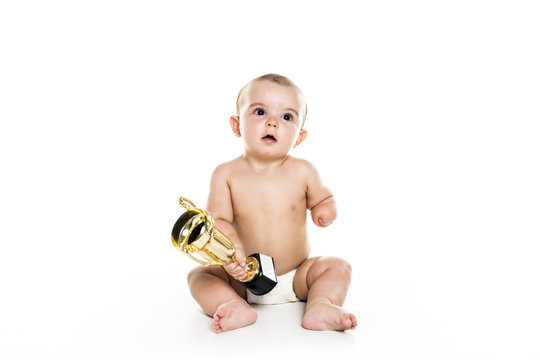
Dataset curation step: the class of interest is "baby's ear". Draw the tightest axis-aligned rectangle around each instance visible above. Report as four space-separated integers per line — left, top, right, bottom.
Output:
294 129 308 148
230 116 241 137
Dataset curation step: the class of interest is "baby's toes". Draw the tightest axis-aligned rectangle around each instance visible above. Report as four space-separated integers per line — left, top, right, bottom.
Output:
338 312 358 330
213 317 224 333
340 313 353 330
213 307 224 333
349 314 358 330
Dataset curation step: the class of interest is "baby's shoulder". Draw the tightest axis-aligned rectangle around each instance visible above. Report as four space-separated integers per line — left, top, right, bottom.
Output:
211 157 244 180
286 156 319 176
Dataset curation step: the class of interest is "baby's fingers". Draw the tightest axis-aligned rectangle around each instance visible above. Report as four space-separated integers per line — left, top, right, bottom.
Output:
234 251 246 267
232 266 247 280
228 264 247 280
224 262 245 279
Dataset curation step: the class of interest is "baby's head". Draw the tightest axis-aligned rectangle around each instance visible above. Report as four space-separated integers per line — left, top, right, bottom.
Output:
231 74 309 159
236 74 308 129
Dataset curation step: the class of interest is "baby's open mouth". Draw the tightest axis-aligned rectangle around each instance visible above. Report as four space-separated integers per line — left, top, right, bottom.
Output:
262 135 276 142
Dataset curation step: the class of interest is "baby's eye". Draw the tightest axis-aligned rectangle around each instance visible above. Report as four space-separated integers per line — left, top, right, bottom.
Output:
282 113 294 121
254 108 265 116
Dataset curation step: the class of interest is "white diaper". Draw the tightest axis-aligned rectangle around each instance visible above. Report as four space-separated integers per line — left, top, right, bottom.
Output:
246 268 300 305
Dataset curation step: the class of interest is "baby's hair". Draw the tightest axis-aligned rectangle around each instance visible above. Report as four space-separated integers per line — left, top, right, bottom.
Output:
236 73 308 128
254 73 296 86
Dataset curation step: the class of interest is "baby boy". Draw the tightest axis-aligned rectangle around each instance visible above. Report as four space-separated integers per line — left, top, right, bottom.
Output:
187 74 357 333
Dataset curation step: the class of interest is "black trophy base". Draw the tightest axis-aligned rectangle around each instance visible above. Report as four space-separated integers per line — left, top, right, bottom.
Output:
241 253 277 295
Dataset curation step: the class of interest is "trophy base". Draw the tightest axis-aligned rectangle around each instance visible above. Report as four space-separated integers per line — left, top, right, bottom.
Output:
240 253 277 296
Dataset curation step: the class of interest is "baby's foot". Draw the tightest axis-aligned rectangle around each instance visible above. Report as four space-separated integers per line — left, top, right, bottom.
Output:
213 299 257 334
302 299 357 331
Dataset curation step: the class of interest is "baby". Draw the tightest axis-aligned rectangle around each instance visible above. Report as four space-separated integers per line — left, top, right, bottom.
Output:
187 74 357 333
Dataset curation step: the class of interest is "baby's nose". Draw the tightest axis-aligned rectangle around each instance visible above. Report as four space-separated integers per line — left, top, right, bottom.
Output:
266 117 278 127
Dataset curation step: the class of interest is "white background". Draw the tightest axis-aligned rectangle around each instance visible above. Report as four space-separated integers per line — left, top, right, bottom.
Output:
1 1 539 359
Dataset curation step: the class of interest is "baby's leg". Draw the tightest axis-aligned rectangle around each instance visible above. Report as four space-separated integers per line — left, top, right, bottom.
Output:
294 257 357 331
187 266 257 333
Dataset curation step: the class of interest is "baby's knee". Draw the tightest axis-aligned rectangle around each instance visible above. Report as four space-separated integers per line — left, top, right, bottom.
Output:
324 257 352 278
187 267 202 286
310 256 350 275
187 266 227 286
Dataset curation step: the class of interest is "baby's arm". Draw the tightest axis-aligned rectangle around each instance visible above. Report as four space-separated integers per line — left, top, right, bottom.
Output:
206 164 247 280
304 161 337 227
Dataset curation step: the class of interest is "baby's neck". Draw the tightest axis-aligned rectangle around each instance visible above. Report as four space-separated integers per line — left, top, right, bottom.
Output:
241 153 290 174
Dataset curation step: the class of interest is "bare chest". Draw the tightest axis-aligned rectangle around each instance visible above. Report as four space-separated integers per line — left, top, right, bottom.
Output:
229 172 307 220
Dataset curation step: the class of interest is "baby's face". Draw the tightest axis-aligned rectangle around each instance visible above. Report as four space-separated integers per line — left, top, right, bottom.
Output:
234 80 307 160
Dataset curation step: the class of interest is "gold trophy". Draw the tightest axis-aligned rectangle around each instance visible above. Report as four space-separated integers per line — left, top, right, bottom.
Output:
171 197 277 295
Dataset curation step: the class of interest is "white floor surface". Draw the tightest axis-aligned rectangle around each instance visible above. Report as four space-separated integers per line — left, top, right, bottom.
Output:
2 235 539 360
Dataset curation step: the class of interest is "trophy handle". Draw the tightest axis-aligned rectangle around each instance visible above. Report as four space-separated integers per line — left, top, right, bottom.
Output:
183 251 211 265
182 250 225 266
179 197 197 210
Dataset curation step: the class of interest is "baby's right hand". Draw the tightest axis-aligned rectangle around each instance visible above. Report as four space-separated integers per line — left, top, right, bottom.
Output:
223 248 247 280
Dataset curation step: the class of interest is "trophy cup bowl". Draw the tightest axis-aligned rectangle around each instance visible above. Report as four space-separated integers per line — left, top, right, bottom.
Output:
171 197 277 296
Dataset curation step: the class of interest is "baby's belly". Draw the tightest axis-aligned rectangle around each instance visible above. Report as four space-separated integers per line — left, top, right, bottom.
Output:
235 222 310 275
263 243 310 275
